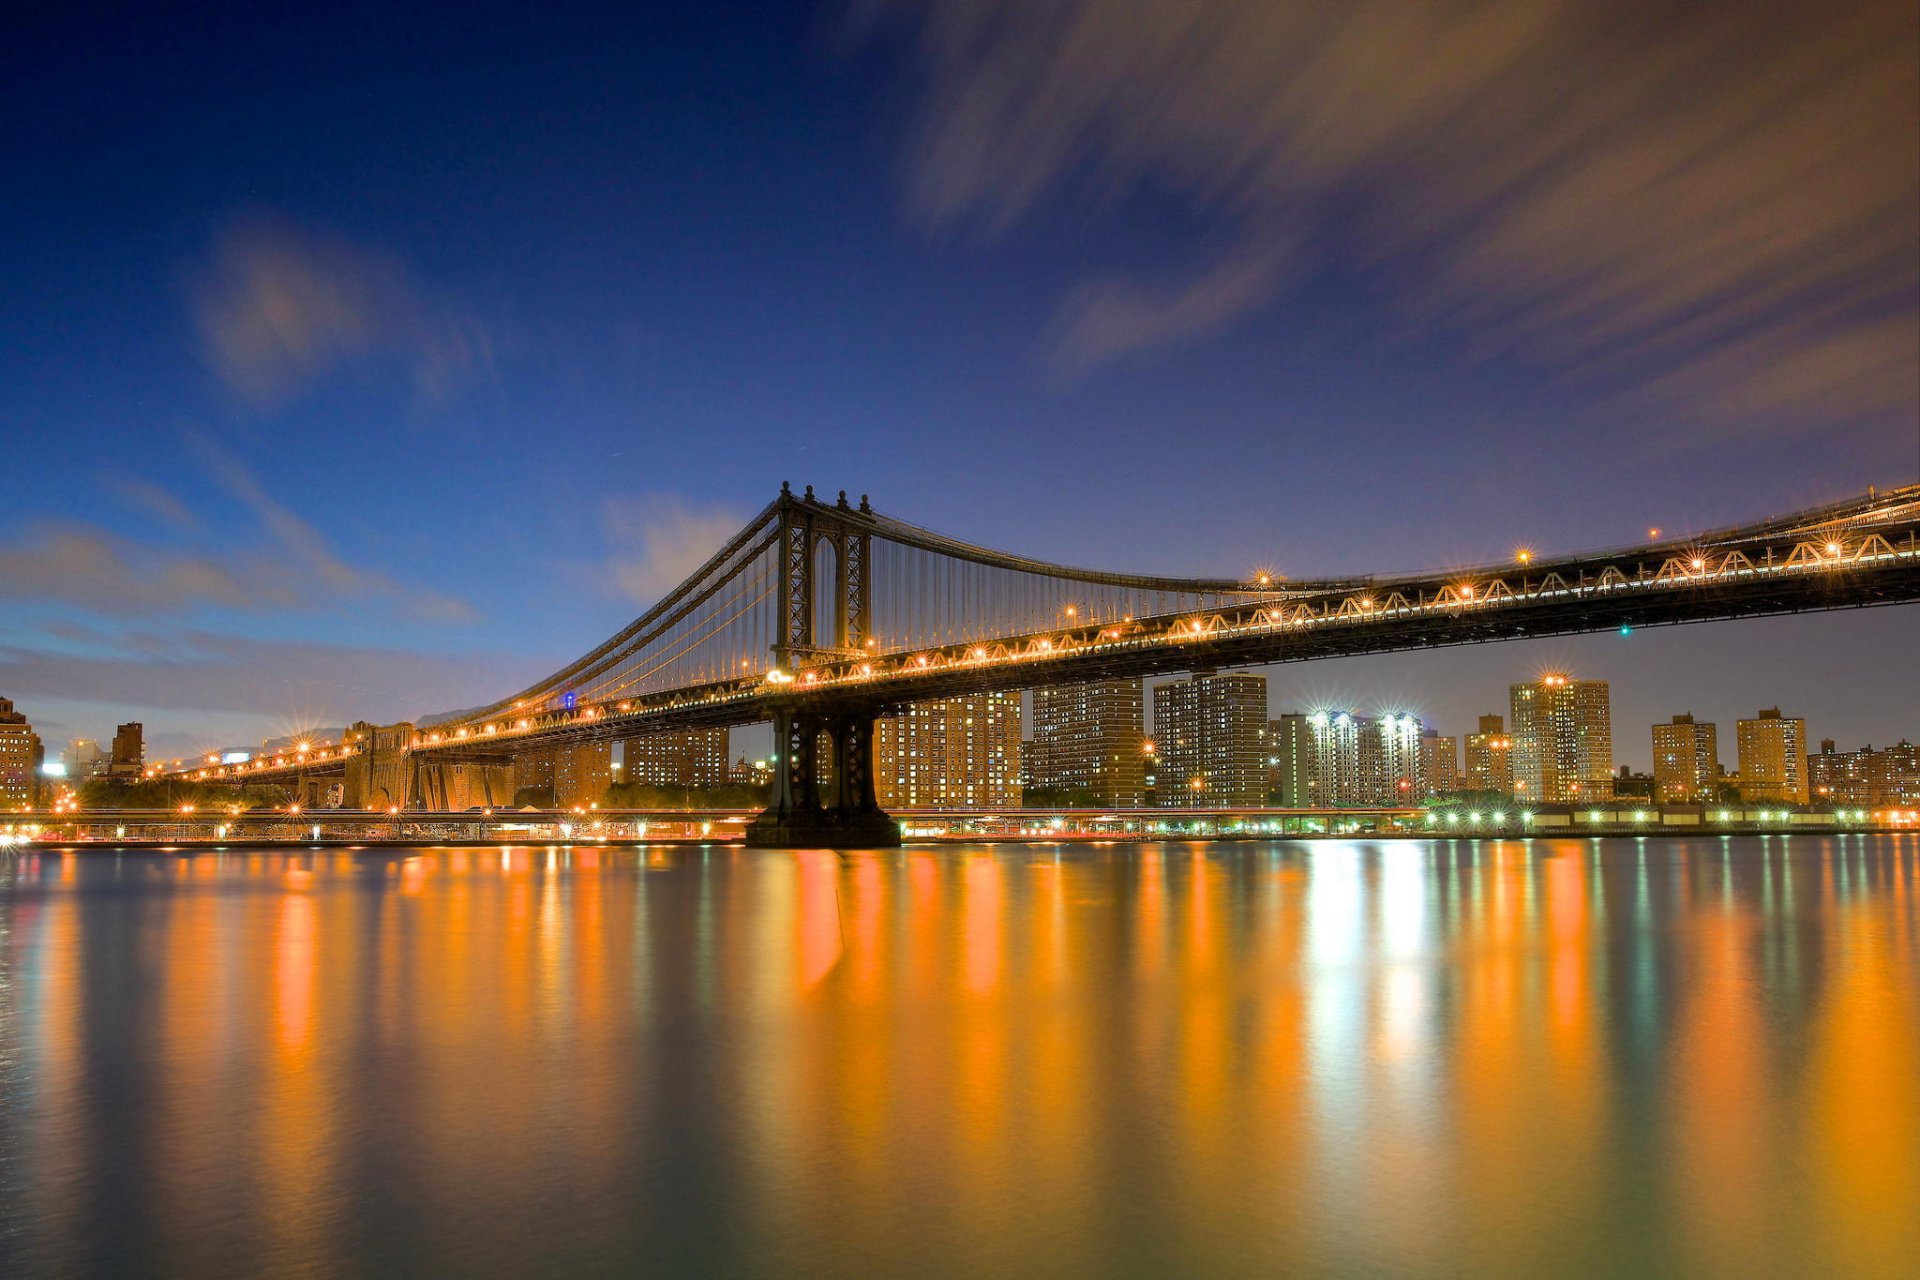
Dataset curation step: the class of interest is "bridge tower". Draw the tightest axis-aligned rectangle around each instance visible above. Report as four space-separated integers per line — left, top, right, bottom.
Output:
772 482 873 667
747 484 899 847
341 721 419 810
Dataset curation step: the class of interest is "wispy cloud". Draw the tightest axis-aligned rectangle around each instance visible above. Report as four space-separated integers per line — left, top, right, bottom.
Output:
0 630 551 727
188 433 475 621
108 476 202 532
0 442 475 623
862 0 1919 428
0 525 266 615
600 496 747 605
190 217 495 410
1047 239 1293 375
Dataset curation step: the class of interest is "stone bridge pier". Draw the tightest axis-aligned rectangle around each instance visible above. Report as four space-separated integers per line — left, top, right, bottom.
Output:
341 721 416 809
415 760 515 810
340 721 515 810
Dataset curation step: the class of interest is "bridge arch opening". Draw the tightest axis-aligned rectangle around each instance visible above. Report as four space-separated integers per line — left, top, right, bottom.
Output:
812 535 842 650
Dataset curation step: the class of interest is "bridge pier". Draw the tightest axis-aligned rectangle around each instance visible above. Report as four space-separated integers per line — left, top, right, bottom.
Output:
745 708 900 848
342 721 419 809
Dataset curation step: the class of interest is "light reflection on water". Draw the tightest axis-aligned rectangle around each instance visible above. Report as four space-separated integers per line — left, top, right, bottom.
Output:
1 837 1916 1278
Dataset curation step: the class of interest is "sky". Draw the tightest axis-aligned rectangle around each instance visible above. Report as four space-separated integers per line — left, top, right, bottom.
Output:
3 0 1917 769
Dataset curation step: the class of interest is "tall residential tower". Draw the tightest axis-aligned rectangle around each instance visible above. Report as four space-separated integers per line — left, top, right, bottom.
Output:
1027 678 1145 805
1652 713 1718 802
876 691 1022 808
1152 673 1268 807
1510 675 1613 802
1463 714 1514 795
1736 708 1809 804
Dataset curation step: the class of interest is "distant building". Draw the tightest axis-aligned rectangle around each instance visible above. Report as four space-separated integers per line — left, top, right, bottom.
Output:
1736 708 1808 805
1510 675 1612 802
1882 741 1920 805
1419 730 1460 797
63 738 104 779
1 697 41 809
1463 714 1514 795
876 691 1021 808
1152 673 1268 807
1360 713 1423 803
1613 767 1656 801
1263 706 1418 806
553 742 613 807
514 749 555 801
1301 709 1362 806
1652 713 1718 802
1028 678 1145 805
622 728 730 789
1267 716 1311 805
728 755 772 788
1807 738 1868 804
1809 739 1920 807
109 722 144 777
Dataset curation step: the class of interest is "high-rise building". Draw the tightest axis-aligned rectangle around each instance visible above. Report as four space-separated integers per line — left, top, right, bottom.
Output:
876 691 1021 808
1510 675 1613 802
1360 713 1424 803
64 738 104 779
1152 673 1268 807
1267 716 1311 805
622 728 730 789
553 742 614 807
109 722 144 777
1463 714 1514 795
1300 710 1363 805
514 749 556 802
1 697 41 809
1652 713 1718 802
1272 710 1424 806
1418 729 1460 797
1736 708 1808 805
1028 678 1145 805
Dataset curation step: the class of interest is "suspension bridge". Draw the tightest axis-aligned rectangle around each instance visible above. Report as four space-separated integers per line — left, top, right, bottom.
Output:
162 482 1920 845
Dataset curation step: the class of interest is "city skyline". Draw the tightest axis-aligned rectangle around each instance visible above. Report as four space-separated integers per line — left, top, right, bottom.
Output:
10 636 1913 786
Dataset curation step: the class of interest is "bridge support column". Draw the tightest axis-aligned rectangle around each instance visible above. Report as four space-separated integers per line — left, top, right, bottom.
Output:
746 707 900 848
342 721 419 810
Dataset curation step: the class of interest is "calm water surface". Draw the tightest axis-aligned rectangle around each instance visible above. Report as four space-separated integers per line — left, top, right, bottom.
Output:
2 837 1917 1278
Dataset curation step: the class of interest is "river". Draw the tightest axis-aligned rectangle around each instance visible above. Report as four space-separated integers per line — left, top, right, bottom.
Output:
2 837 1916 1277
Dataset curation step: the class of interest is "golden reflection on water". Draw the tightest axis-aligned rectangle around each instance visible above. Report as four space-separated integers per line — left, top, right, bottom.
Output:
1 837 1917 1277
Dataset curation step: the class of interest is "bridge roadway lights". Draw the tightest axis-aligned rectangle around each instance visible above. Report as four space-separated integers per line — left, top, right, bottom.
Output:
745 707 902 848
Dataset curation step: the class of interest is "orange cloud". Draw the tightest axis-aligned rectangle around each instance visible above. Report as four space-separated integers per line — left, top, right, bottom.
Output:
190 217 494 410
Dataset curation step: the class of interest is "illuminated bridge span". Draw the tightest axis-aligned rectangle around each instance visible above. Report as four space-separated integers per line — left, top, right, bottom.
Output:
168 483 1920 845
